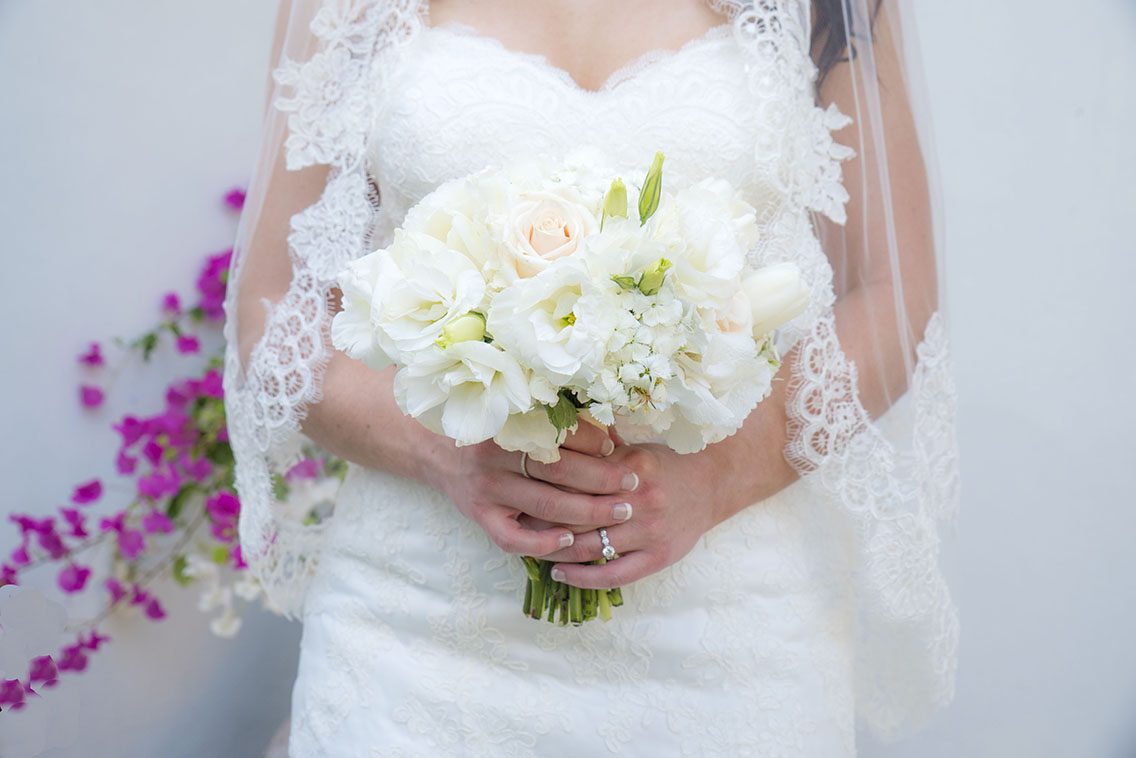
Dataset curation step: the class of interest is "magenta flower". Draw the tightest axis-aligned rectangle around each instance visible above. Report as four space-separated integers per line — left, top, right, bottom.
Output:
117 529 145 561
80 630 110 651
166 381 192 408
137 468 181 500
0 678 26 708
142 439 164 466
216 426 229 443
196 250 232 321
206 491 240 523
211 520 236 543
57 644 88 673
286 458 321 481
105 578 127 604
79 385 104 408
1 564 18 587
34 521 67 560
71 479 103 505
232 545 248 570
60 507 88 539
99 511 126 534
28 656 58 687
114 415 145 446
115 449 138 475
224 188 246 210
179 452 213 483
161 292 181 316
141 510 174 535
176 334 200 355
199 369 223 399
78 342 104 367
58 564 92 594
10 540 30 567
144 597 166 621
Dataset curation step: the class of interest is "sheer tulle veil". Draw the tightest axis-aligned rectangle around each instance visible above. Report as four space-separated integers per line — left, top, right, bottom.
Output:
223 0 959 739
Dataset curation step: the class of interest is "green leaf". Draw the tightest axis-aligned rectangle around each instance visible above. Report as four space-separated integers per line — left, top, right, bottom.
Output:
544 391 579 433
211 545 230 565
172 555 192 586
166 484 196 519
206 442 235 467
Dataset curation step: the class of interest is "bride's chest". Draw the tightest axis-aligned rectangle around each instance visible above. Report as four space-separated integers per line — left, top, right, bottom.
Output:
368 24 785 218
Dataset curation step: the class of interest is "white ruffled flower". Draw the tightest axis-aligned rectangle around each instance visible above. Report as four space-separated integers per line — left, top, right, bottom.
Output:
393 341 533 445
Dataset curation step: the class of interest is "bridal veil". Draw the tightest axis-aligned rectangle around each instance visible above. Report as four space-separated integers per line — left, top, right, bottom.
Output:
222 0 959 739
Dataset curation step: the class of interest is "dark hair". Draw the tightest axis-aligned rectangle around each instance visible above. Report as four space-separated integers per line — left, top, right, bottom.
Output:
810 0 884 90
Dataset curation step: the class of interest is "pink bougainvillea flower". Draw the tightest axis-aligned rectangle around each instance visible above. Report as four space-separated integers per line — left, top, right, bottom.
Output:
58 563 92 594
176 334 200 355
57 644 88 673
34 521 67 560
99 511 126 534
60 507 88 539
142 439 164 466
231 545 248 570
105 578 127 604
179 452 213 483
149 409 195 449
141 510 174 535
78 342 104 367
10 540 31 567
115 449 138 475
144 597 166 621
165 381 192 408
137 468 181 501
224 188 246 210
196 250 232 321
216 426 229 443
199 369 224 399
114 415 145 446
286 458 320 481
117 528 145 561
161 292 181 316
1 564 19 586
0 678 26 708
79 385 104 408
28 656 59 687
206 491 240 523
71 479 103 505
211 520 236 543
80 630 110 651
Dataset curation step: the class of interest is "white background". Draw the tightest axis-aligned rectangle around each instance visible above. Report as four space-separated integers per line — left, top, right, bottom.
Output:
1 1 1134 756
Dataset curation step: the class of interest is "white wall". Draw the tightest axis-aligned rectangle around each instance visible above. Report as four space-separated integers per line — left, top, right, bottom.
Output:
0 1 1133 756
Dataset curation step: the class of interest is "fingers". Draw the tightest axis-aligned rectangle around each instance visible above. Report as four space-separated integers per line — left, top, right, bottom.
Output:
550 550 655 590
560 420 616 457
538 523 636 563
524 449 640 496
478 507 576 557
498 476 634 527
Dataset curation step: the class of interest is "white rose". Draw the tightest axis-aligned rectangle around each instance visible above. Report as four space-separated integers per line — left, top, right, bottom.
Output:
401 173 496 268
369 233 487 359
499 190 599 279
741 262 810 338
393 341 532 445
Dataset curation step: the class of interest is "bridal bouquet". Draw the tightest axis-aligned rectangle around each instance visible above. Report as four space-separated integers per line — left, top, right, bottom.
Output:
331 149 809 624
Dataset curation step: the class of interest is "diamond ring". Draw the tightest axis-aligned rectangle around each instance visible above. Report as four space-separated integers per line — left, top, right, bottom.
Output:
599 528 617 561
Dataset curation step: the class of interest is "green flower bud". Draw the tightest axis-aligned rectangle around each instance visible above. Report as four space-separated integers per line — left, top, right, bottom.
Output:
637 257 672 296
638 151 665 225
436 311 486 348
601 177 628 230
611 274 638 291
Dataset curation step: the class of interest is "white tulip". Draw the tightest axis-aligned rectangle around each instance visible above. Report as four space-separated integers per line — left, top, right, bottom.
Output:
740 263 810 339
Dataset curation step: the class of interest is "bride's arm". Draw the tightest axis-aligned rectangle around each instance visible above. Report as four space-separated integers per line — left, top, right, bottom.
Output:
548 3 936 588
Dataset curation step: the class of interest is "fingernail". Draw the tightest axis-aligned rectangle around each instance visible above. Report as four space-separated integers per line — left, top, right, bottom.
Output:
621 472 639 492
611 503 632 521
558 533 574 549
551 568 566 582
601 438 615 456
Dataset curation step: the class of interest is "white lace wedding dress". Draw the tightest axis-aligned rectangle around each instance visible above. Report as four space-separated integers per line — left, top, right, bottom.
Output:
246 4 959 757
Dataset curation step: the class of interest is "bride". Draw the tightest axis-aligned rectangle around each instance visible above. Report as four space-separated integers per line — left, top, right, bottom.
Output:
224 0 959 755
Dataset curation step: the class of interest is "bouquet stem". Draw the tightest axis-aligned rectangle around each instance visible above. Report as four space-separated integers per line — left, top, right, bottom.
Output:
520 555 623 625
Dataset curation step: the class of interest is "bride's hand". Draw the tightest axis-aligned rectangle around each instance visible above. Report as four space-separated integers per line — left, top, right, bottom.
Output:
429 423 641 559
536 442 728 590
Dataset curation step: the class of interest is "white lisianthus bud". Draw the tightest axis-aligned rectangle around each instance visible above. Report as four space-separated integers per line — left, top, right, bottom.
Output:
741 263 810 338
436 312 486 348
638 152 664 225
638 257 672 296
601 177 627 230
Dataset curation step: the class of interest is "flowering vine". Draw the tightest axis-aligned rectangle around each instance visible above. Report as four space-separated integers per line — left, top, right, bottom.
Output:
0 188 342 713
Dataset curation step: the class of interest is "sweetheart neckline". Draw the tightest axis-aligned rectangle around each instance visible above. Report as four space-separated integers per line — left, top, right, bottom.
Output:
421 20 737 97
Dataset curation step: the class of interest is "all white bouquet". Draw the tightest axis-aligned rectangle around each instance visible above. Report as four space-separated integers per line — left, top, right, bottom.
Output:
331 149 809 624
